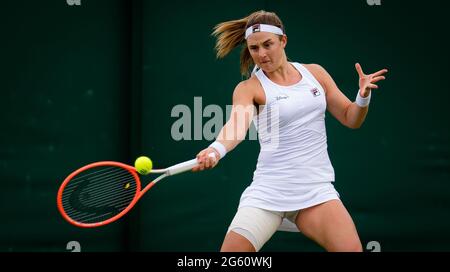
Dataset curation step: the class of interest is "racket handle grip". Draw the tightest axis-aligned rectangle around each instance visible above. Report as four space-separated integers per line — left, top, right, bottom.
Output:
166 153 216 176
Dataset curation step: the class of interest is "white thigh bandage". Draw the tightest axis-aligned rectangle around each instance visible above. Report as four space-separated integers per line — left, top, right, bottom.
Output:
227 207 283 251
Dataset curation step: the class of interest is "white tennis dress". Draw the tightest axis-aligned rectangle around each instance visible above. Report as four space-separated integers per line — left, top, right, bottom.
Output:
238 62 340 231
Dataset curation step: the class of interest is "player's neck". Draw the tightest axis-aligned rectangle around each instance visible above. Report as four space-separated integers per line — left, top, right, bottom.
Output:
265 58 299 85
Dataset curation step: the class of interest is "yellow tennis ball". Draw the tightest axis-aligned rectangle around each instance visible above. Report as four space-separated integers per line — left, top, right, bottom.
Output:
134 156 153 175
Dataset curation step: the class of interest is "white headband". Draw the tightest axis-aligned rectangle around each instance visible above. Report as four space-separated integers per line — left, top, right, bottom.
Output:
245 24 284 39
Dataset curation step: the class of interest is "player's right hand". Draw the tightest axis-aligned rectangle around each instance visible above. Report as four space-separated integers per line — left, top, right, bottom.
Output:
192 147 220 172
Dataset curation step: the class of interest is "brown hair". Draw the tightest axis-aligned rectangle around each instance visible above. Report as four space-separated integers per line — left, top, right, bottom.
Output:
212 10 285 77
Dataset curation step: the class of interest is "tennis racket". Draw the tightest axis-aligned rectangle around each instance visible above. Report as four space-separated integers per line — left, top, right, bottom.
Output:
57 153 215 228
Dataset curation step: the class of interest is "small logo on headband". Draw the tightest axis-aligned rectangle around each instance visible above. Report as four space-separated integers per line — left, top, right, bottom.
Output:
252 24 261 33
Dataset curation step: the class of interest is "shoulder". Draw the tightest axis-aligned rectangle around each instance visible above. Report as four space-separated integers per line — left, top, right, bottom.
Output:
233 76 260 98
303 63 328 79
236 75 260 90
231 75 265 105
302 63 335 92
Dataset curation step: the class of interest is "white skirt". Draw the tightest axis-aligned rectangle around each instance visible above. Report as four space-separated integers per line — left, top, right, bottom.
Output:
237 181 340 232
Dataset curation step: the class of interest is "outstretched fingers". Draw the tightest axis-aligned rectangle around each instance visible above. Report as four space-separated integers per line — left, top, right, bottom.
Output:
370 76 386 84
355 63 365 78
371 69 388 77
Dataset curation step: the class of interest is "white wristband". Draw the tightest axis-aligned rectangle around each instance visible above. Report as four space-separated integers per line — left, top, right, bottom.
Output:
355 90 371 107
209 141 227 159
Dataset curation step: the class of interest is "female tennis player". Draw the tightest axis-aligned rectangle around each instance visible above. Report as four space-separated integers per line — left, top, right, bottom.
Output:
193 10 388 252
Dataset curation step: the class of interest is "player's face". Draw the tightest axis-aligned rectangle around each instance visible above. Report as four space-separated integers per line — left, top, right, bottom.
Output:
247 32 286 73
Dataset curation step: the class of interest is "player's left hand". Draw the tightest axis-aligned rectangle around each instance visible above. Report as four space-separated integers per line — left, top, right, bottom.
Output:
355 63 388 97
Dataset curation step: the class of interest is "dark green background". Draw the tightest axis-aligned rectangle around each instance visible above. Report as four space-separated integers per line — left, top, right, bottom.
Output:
1 0 449 252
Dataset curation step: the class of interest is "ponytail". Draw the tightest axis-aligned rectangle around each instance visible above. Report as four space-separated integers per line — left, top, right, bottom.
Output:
212 10 285 77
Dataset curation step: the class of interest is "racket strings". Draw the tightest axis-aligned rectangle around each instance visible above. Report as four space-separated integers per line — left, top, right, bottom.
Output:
63 171 134 202
63 169 135 206
63 177 136 214
61 166 138 224
65 167 128 188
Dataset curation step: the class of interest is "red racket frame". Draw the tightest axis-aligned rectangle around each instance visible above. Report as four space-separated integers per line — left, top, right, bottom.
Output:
56 161 148 228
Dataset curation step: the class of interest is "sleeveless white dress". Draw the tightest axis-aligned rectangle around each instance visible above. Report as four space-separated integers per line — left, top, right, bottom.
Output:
238 62 340 231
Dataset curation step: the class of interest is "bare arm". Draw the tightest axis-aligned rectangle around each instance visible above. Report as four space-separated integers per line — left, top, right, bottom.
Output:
193 81 256 171
307 63 388 129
